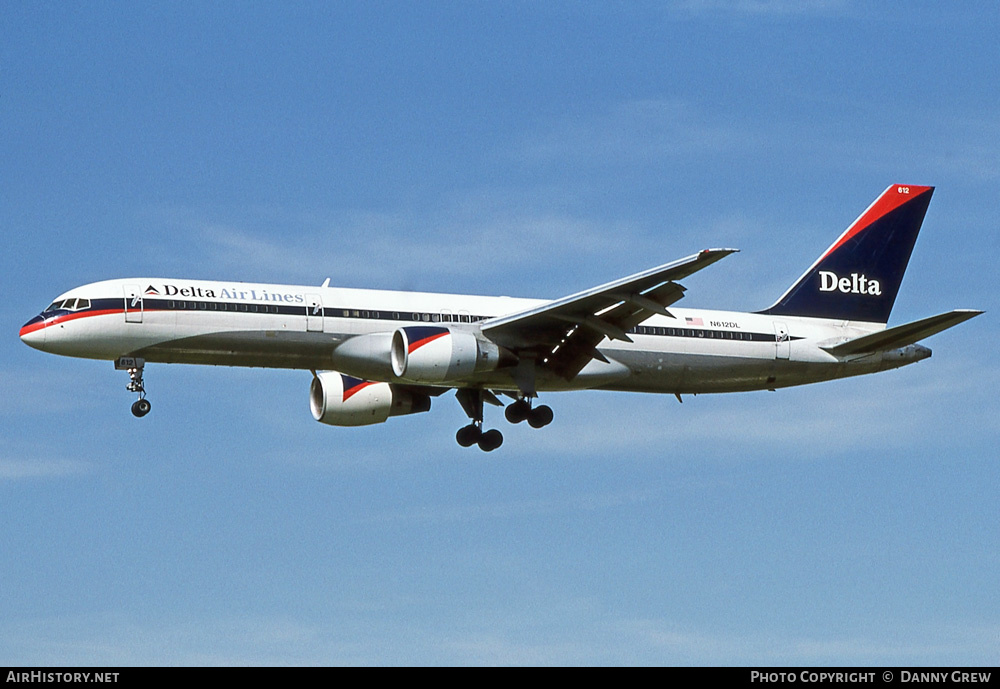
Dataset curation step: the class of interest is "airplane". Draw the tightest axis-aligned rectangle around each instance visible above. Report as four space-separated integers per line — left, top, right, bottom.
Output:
20 184 982 451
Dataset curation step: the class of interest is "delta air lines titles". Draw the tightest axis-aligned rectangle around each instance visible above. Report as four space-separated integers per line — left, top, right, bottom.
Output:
818 271 882 296
145 283 306 304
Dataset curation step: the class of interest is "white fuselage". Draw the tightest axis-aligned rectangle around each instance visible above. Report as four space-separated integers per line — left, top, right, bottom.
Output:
20 277 930 395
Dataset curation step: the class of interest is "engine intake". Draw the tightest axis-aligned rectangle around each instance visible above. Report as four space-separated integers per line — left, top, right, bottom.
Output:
310 371 430 426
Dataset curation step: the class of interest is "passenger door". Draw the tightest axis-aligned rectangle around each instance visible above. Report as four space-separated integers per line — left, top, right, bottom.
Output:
124 284 143 323
305 293 324 332
773 322 789 360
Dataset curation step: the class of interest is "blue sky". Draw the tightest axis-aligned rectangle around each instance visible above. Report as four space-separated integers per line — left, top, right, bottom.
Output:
2 1 998 666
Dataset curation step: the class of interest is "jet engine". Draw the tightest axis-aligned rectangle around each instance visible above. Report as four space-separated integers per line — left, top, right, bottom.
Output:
390 326 506 383
310 371 430 427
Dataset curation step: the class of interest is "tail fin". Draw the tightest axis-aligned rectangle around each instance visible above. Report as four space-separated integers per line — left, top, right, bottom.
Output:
760 184 934 323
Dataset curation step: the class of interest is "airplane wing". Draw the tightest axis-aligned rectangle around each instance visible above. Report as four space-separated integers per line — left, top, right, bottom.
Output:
821 309 983 356
482 248 738 383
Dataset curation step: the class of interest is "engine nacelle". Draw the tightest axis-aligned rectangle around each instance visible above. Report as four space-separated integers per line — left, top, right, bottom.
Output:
390 326 504 383
310 371 430 427
331 332 395 380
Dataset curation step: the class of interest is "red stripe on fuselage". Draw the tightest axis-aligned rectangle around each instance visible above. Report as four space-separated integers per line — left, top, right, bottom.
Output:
408 331 449 353
19 321 45 337
19 308 125 337
818 185 933 263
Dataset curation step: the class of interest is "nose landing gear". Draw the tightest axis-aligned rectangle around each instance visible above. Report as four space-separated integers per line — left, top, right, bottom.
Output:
116 357 151 418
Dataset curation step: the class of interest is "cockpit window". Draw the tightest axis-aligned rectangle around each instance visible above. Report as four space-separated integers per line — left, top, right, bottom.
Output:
44 298 90 312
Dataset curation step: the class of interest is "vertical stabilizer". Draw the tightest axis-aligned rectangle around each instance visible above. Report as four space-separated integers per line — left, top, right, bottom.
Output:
760 185 933 323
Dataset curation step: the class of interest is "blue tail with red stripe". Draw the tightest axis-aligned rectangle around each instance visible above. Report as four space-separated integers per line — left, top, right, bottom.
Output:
760 184 934 324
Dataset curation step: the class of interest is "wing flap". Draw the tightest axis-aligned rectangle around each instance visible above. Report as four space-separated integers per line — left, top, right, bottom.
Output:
821 309 983 356
482 248 737 380
482 249 736 350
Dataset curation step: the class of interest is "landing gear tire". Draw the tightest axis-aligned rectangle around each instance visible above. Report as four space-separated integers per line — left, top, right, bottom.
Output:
456 424 482 447
131 398 151 418
478 429 504 452
527 404 553 428
504 399 530 424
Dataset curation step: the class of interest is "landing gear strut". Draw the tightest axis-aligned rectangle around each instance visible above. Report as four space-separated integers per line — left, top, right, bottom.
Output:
116 357 151 418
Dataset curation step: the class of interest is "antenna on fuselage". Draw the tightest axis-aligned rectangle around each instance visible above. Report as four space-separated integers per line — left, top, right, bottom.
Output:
321 278 330 288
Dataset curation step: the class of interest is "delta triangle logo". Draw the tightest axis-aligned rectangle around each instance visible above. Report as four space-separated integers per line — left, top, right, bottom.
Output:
144 285 160 295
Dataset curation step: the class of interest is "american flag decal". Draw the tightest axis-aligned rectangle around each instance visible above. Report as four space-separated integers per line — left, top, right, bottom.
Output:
685 316 703 326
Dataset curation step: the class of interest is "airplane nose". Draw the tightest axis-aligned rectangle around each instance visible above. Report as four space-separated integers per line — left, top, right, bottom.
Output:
19 316 46 350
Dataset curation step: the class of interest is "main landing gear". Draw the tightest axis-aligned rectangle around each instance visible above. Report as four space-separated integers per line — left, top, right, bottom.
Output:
115 357 151 418
456 423 503 452
455 389 554 452
503 398 553 428
455 388 504 452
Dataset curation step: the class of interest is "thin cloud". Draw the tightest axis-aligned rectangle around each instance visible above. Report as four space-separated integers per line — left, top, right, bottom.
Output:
140 198 631 295
0 368 108 415
356 488 661 527
0 458 93 480
601 617 1000 664
671 0 851 18
519 357 997 460
515 99 763 167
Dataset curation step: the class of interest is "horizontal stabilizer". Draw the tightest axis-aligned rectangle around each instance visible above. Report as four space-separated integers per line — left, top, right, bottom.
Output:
822 309 983 356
